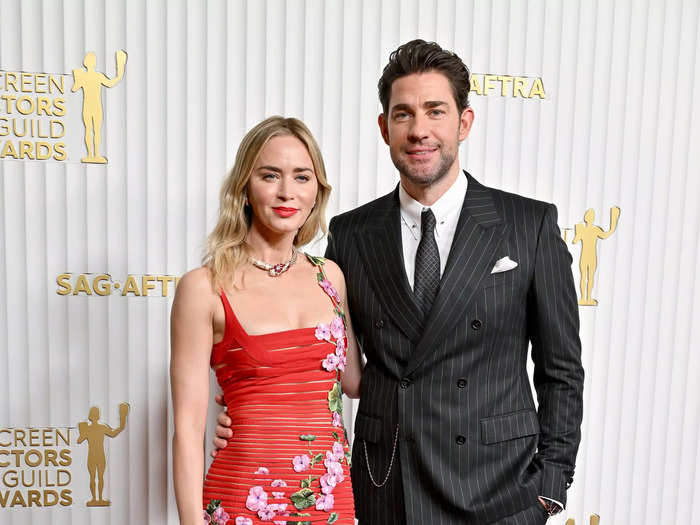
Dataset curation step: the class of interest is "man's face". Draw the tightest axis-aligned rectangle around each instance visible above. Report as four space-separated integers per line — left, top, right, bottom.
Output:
378 71 473 188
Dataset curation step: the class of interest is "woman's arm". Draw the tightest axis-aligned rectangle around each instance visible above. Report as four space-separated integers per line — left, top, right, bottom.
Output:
170 268 216 525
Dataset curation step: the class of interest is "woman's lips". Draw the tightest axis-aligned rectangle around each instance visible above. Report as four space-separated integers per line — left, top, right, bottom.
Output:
272 207 299 217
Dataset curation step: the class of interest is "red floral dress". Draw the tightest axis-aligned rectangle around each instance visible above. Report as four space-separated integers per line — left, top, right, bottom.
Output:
203 255 354 525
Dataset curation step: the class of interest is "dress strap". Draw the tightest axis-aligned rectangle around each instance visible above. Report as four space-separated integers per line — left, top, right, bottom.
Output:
305 253 347 328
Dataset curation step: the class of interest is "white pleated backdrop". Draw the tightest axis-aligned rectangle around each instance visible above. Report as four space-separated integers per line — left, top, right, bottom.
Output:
1 1 699 524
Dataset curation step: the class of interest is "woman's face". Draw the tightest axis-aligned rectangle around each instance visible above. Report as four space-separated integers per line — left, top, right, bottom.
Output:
247 134 319 239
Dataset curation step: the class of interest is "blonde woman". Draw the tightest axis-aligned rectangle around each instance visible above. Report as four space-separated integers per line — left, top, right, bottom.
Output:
171 117 361 525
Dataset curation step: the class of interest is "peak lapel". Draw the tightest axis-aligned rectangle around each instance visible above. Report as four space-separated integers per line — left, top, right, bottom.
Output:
355 189 423 343
404 174 508 376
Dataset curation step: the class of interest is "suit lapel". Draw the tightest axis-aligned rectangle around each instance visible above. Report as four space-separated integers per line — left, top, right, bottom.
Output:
355 189 424 343
404 173 508 376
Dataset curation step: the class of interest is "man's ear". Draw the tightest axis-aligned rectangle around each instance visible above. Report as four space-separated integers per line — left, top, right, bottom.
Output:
458 107 475 142
378 113 390 145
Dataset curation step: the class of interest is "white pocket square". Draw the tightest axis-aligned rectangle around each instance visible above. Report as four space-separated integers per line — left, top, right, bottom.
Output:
491 256 518 274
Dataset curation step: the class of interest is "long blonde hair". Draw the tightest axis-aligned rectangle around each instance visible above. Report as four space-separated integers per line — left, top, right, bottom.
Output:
204 116 331 288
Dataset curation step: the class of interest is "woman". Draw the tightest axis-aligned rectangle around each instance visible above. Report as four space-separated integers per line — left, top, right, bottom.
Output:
171 116 361 525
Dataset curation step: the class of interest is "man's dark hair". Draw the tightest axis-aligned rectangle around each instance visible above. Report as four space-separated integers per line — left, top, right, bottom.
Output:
378 39 471 114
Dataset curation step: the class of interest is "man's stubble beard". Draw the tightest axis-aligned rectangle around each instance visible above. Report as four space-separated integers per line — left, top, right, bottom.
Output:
392 131 460 189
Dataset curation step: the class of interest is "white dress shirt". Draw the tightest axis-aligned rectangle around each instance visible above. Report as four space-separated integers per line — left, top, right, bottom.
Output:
399 172 468 290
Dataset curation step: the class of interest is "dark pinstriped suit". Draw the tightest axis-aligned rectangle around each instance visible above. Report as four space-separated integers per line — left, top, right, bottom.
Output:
325 172 583 524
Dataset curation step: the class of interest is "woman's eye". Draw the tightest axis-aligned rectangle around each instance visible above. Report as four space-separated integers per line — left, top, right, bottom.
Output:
262 173 278 180
296 175 310 182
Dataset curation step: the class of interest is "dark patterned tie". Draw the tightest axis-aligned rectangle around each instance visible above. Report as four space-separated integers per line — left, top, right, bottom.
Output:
414 209 440 320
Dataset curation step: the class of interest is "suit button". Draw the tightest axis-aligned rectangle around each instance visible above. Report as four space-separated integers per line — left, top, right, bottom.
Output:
456 435 466 445
457 378 467 388
471 319 482 330
375 319 384 329
400 378 410 389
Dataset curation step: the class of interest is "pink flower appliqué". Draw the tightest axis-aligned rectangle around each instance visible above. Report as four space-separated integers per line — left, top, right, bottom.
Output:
212 507 230 524
316 493 335 511
332 442 345 461
292 454 311 472
319 279 341 303
335 336 346 356
330 316 345 339
332 412 343 427
203 510 212 524
320 472 338 494
337 354 346 372
245 486 268 512
324 455 344 479
322 353 340 372
270 479 287 499
254 466 270 475
235 517 253 525
258 507 275 521
315 322 331 342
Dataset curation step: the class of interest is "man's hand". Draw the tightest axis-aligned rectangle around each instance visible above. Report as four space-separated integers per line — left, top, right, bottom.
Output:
210 394 232 458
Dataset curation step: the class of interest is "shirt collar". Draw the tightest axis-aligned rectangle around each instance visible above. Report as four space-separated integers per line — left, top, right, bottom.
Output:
399 171 468 227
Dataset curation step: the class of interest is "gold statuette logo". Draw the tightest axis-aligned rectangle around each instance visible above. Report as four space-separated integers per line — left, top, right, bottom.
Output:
566 515 600 525
571 206 620 306
77 403 129 507
71 50 127 164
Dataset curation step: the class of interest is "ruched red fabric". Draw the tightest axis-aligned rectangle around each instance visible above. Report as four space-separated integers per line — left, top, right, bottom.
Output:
203 266 354 525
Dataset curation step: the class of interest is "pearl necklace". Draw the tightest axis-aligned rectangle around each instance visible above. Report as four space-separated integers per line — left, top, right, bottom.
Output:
249 247 299 277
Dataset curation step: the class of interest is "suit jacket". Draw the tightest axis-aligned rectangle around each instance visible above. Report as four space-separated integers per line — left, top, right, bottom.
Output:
325 172 584 524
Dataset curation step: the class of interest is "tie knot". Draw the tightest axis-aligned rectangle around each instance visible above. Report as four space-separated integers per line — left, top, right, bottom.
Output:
421 208 436 235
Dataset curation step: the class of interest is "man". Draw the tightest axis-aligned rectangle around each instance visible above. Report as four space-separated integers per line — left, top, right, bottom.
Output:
215 40 583 524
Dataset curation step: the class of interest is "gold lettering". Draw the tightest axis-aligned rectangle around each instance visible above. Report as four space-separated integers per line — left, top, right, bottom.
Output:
16 96 35 115
20 73 33 92
0 117 8 136
56 428 70 446
21 470 35 487
13 118 27 137
497 75 513 96
3 470 18 487
0 450 9 467
529 77 546 99
57 469 71 486
60 488 72 506
73 274 92 295
50 120 65 138
11 490 26 507
470 75 483 96
53 142 66 161
52 97 65 117
1 140 19 159
37 96 52 116
483 75 498 95
25 449 42 467
35 73 48 93
29 428 40 447
14 429 26 447
1 93 16 113
45 449 58 466
158 275 174 296
49 75 64 94
142 275 156 296
36 142 52 160
19 140 35 160
122 275 141 296
57 274 72 295
0 428 11 447
44 489 59 506
6 72 18 91
58 448 71 466
27 490 41 507
93 274 111 296
513 77 528 98
0 489 9 507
